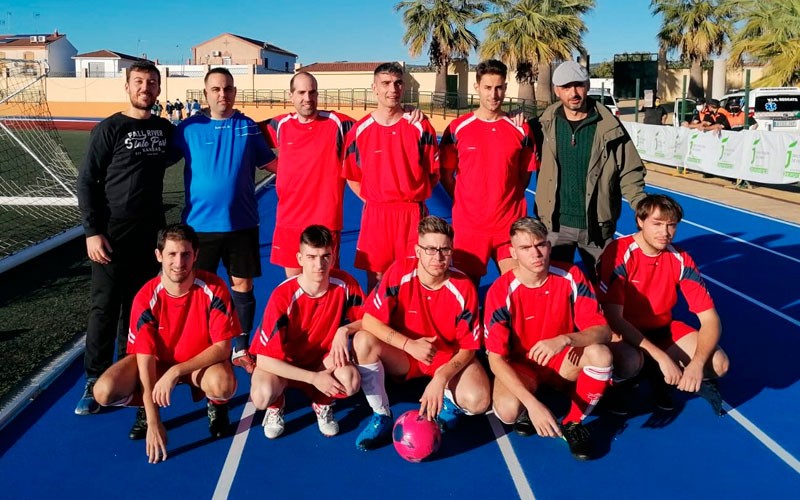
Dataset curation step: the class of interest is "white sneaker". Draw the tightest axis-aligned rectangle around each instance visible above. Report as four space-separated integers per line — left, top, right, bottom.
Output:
262 404 285 439
312 402 339 437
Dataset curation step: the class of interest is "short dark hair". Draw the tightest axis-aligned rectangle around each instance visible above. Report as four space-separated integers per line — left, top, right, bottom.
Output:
510 217 548 240
417 216 454 240
204 67 234 84
374 62 404 78
127 61 160 84
476 59 507 81
635 194 683 224
300 225 333 249
157 223 199 252
290 71 317 92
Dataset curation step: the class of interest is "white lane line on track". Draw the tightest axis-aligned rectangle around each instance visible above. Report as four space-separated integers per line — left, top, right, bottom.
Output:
725 407 800 474
680 219 800 265
650 184 800 229
702 273 800 328
488 416 536 500
213 398 256 500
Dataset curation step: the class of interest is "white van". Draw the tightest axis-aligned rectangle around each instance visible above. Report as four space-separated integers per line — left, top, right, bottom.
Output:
721 87 800 131
588 88 619 116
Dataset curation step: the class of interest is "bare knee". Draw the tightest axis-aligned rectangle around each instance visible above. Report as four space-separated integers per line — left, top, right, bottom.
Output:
584 343 613 368
92 376 116 406
711 349 730 378
352 331 381 364
492 395 522 425
336 366 361 396
205 370 237 401
457 388 491 415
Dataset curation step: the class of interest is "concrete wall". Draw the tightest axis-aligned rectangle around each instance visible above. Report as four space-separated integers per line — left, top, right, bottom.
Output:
661 65 767 101
192 34 295 72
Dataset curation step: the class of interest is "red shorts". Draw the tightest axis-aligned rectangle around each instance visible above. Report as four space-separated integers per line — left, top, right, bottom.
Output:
453 227 512 279
508 347 571 391
355 201 426 273
270 225 341 269
643 320 696 350
398 349 454 381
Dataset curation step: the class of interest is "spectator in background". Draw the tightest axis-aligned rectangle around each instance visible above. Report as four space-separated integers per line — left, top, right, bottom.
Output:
700 99 731 132
165 100 173 122
726 101 746 130
174 98 184 121
152 99 163 117
191 99 201 117
641 95 667 125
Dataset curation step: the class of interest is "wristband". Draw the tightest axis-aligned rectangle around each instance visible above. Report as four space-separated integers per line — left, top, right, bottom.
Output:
401 338 409 352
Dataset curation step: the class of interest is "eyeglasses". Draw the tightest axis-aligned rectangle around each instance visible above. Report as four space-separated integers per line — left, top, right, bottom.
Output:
418 245 453 256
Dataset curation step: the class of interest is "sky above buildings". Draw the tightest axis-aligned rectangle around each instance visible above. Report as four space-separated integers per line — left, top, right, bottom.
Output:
5 0 661 65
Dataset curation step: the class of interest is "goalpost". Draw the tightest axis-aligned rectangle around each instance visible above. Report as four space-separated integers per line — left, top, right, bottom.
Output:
0 58 82 273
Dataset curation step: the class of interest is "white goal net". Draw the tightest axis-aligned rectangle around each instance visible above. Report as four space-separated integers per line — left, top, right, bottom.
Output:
0 58 81 270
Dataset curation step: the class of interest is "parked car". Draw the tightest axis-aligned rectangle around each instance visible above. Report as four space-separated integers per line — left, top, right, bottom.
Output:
588 88 619 116
672 98 698 126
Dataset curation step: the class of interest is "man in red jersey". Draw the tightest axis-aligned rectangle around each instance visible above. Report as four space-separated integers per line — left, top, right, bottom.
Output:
342 62 439 290
597 194 729 414
250 225 365 439
351 216 490 450
440 59 538 284
485 217 612 460
260 72 355 277
92 224 239 464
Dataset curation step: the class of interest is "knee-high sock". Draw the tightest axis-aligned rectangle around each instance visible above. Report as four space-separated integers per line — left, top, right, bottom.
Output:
563 365 612 424
231 289 256 351
357 362 391 416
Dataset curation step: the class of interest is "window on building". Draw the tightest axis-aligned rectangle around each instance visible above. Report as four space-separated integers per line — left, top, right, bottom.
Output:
285 61 289 72
23 51 35 60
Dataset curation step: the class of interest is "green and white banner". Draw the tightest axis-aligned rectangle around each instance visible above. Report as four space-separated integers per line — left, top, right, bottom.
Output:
624 122 800 184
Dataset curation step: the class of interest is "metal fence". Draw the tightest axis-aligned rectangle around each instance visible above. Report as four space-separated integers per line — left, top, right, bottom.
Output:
184 88 550 118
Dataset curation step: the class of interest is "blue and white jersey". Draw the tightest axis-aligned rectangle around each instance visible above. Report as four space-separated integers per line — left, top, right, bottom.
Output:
176 111 275 232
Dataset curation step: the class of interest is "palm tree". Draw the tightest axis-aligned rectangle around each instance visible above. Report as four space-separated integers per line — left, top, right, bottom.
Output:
395 0 488 101
479 0 594 105
728 0 800 87
651 0 735 98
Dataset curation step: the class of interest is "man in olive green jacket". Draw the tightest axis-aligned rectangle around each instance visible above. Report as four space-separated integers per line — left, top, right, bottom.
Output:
530 61 646 281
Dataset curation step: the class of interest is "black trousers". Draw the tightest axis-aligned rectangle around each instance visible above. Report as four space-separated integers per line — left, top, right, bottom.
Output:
84 217 163 378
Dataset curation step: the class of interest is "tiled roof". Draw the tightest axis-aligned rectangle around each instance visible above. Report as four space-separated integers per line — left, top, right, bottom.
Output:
74 49 144 60
0 33 64 47
228 33 297 57
299 62 388 72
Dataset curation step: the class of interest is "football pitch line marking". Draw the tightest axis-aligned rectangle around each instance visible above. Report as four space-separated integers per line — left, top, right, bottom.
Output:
651 185 800 229
680 218 800 265
213 398 256 500
703 273 800 328
488 416 536 500
725 406 800 474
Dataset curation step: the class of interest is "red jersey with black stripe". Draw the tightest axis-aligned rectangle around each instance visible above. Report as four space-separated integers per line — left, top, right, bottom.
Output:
440 113 538 231
342 114 439 203
127 270 240 365
251 269 365 369
260 111 354 230
597 234 715 330
484 263 607 361
364 257 481 358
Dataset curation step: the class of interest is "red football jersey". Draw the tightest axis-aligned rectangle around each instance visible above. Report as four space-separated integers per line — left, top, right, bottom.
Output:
342 114 439 203
127 270 241 365
440 113 538 231
484 263 607 361
261 111 354 230
364 257 481 359
251 269 365 368
597 234 715 330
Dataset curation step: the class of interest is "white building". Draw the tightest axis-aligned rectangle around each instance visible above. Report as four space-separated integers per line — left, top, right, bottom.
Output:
73 50 147 78
0 32 77 75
